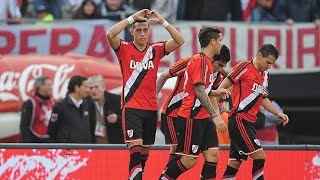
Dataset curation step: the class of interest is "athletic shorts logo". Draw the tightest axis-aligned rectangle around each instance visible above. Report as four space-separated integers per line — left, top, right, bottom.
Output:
192 144 199 154
127 129 134 138
254 139 261 146
50 113 58 122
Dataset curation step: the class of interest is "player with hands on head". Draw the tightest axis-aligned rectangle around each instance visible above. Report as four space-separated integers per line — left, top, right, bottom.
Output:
107 8 184 180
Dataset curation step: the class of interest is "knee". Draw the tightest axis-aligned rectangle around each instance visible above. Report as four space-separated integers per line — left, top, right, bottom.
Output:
250 150 266 160
228 159 242 169
142 146 151 154
127 141 143 149
203 149 219 162
180 156 198 169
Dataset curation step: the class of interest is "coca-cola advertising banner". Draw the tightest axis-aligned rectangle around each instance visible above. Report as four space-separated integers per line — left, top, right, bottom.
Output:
0 55 122 112
0 148 319 179
1 21 320 73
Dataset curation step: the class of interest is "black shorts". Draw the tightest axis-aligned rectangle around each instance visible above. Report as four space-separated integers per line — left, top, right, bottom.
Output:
175 116 219 157
122 107 158 145
161 113 179 145
228 114 263 161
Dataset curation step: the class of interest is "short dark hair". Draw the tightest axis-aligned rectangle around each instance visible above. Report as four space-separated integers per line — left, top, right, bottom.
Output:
258 43 279 60
34 76 50 91
131 20 149 29
68 75 87 93
213 44 230 64
198 27 222 48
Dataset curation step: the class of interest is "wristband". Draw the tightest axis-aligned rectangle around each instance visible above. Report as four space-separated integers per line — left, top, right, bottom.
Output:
161 20 169 28
127 16 134 24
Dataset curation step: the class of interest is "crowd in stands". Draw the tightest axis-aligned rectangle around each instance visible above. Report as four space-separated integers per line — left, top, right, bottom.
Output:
1 0 320 26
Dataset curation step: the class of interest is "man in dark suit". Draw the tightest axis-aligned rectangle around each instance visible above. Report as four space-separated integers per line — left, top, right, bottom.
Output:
87 75 124 144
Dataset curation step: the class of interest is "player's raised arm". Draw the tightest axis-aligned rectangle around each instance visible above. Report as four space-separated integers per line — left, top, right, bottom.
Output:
106 9 149 50
261 98 289 126
148 10 185 53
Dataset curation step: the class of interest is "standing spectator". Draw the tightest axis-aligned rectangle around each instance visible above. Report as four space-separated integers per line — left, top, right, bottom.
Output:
73 0 101 19
35 5 54 26
47 76 92 143
99 0 135 20
87 75 124 144
107 9 184 179
241 0 256 21
69 0 102 17
20 76 54 143
273 0 320 27
151 0 178 23
219 44 289 179
250 0 276 22
0 0 22 24
34 0 63 19
255 100 283 145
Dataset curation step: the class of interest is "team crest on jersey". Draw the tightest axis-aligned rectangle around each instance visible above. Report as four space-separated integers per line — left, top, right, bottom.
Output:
50 113 58 122
127 129 134 138
192 144 199 153
147 51 153 59
254 139 261 146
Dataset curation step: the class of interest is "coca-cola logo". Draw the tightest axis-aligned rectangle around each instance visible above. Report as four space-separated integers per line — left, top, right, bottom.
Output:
0 64 75 102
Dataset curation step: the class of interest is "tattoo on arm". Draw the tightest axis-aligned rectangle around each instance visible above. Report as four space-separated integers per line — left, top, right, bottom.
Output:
195 85 219 119
156 75 167 94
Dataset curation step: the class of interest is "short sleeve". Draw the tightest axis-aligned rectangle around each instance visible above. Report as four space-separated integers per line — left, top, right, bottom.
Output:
152 41 167 60
212 72 226 90
190 56 208 86
114 40 130 60
169 57 190 77
228 61 249 84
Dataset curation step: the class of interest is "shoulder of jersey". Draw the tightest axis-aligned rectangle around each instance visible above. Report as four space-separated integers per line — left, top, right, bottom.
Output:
151 41 165 46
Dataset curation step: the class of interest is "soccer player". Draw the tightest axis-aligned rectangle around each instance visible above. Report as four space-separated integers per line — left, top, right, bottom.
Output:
219 44 289 180
161 27 228 180
106 9 184 180
157 44 231 177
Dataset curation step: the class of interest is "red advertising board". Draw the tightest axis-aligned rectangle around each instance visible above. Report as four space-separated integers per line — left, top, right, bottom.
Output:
0 148 319 179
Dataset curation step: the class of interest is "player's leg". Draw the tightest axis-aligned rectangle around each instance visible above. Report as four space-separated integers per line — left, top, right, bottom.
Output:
223 114 264 179
141 110 158 170
161 117 200 179
123 108 144 180
160 114 180 175
250 148 266 180
222 143 244 179
222 114 251 179
201 119 220 179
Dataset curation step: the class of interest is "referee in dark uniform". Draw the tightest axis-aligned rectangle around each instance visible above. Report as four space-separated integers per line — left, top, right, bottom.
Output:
47 75 93 143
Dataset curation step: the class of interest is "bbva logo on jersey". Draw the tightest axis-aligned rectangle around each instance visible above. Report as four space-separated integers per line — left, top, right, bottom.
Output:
130 60 155 70
251 83 267 95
